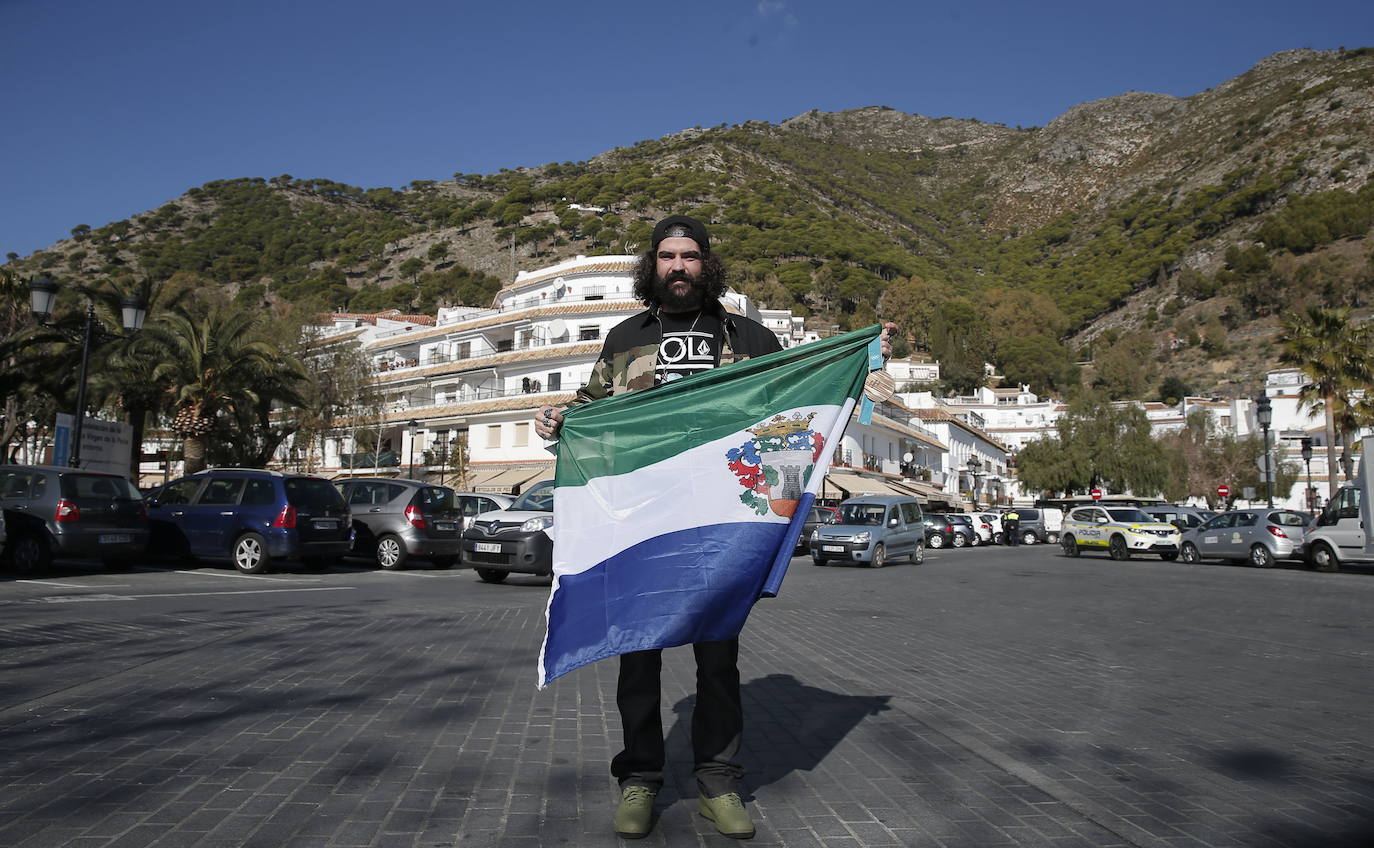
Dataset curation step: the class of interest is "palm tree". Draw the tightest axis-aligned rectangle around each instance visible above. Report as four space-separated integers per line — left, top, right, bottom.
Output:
142 303 287 474
1278 306 1374 497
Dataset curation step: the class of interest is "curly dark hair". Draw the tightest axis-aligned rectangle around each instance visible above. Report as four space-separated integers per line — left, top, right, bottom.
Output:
631 249 728 307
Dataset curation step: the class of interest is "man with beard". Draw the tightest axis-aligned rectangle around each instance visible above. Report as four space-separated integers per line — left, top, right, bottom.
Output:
535 215 890 840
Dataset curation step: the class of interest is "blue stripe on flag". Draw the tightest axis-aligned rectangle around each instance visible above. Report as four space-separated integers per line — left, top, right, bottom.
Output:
542 522 786 683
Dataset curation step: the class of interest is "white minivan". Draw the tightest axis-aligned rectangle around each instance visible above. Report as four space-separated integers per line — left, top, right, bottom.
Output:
1305 444 1370 572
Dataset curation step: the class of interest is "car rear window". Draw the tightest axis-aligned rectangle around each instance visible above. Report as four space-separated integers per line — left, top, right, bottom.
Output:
284 478 345 508
1020 509 1040 519
60 474 142 501
417 487 456 510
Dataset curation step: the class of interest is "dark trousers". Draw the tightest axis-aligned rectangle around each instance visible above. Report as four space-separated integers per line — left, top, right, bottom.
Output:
611 639 744 797
1005 521 1019 545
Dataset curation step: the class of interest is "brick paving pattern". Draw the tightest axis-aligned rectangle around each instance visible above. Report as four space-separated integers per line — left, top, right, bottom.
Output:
0 549 1370 847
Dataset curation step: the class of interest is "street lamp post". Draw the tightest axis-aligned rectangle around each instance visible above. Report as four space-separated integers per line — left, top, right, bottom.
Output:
1300 437 1314 511
29 276 146 469
407 419 419 479
966 456 981 510
1255 394 1273 508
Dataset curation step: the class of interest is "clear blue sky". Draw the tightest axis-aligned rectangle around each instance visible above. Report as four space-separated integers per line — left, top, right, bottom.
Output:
3 0 1370 260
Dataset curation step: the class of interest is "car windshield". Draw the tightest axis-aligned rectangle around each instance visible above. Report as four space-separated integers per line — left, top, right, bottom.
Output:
285 478 345 508
511 480 554 512
1107 508 1153 523
836 503 886 525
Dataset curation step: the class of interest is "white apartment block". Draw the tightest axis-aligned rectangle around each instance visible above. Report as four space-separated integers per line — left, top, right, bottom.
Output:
294 255 955 502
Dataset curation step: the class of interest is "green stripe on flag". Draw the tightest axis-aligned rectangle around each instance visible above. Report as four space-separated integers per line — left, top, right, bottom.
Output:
556 325 879 487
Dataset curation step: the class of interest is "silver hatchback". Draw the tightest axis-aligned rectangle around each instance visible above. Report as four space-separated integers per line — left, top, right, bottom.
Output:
1179 509 1308 568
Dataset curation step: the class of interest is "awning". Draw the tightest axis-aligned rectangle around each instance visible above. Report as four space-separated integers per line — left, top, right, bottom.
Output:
884 479 930 503
824 472 906 498
475 466 551 494
888 479 949 504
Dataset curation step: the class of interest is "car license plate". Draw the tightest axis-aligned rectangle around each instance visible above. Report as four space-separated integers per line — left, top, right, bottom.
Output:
312 518 338 529
822 545 845 553
474 542 502 553
99 534 132 544
434 521 456 531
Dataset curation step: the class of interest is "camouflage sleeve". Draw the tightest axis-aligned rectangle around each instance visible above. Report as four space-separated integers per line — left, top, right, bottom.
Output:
571 356 614 407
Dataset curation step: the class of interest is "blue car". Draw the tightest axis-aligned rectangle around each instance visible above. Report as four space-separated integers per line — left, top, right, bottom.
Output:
147 469 352 573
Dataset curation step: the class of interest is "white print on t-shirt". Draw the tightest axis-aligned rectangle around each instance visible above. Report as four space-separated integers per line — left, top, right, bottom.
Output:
656 330 717 384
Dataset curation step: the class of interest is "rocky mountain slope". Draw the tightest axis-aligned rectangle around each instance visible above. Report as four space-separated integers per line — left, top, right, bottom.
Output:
9 48 1374 398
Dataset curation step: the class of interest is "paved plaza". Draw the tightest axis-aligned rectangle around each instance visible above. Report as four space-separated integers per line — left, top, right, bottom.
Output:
1 545 1371 847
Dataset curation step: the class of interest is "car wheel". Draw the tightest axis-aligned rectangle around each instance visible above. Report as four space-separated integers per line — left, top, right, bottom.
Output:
1308 542 1338 572
911 541 924 565
1180 542 1201 564
375 534 408 570
1021 530 1038 545
1061 535 1079 557
10 534 51 574
1046 532 1059 545
811 555 826 566
430 556 456 569
476 567 509 584
870 543 886 568
992 532 1004 545
927 533 945 549
1108 535 1131 561
952 533 966 548
232 532 271 574
1249 544 1275 568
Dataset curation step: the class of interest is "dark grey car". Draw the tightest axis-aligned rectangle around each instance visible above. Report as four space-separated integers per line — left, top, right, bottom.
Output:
336 478 465 569
0 465 149 573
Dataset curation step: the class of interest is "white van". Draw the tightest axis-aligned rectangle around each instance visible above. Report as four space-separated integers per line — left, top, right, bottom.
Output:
1304 441 1370 572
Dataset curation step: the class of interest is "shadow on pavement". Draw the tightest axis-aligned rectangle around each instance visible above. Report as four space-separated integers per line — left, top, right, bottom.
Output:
660 672 890 802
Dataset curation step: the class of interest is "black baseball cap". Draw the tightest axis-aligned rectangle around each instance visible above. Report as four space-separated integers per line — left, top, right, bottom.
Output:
651 215 710 253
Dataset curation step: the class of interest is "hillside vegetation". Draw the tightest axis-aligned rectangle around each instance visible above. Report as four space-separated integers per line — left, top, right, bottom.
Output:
9 47 1374 400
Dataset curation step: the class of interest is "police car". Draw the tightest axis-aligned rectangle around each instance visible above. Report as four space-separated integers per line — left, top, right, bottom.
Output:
1059 505 1181 561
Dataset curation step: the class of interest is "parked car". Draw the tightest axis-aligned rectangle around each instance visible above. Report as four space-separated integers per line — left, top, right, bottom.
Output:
927 512 975 548
1142 504 1217 531
450 491 515 533
1179 508 1309 568
146 469 352 574
921 514 955 549
810 495 924 567
978 512 1005 545
1014 507 1064 545
795 504 836 553
945 513 981 547
1059 505 1180 561
0 465 149 573
968 513 994 545
461 479 554 583
336 478 466 569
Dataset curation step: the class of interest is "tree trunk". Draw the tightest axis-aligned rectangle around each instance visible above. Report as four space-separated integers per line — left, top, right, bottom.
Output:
1324 396 1339 498
183 435 207 475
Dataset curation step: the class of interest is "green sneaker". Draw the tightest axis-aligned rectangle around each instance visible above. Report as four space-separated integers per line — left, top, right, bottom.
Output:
698 792 755 839
613 785 657 839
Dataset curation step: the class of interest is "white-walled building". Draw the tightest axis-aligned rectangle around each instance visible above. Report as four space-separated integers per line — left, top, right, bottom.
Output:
292 255 953 500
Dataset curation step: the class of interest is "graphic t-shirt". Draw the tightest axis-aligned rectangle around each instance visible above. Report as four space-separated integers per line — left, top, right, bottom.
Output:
655 309 721 385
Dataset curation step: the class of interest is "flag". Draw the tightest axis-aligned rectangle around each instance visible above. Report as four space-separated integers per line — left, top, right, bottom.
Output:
538 324 880 687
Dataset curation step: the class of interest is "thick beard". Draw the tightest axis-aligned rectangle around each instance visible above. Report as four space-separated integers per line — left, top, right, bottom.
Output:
653 270 706 312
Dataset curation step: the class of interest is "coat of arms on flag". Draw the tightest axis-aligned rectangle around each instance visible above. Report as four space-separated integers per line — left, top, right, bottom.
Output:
538 325 882 687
